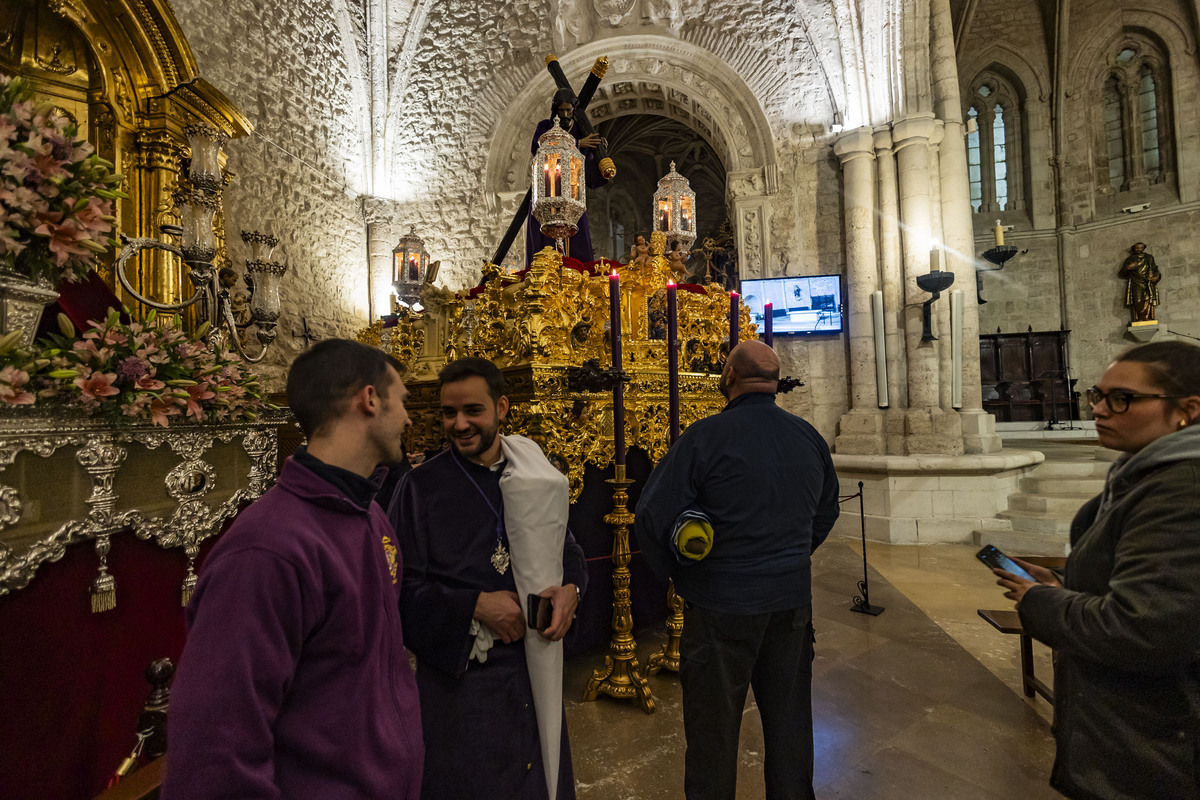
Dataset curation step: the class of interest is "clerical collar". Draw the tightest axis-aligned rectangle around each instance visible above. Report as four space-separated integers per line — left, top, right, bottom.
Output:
293 445 377 510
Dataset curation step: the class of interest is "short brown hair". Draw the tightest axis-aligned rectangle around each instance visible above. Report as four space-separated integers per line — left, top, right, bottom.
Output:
286 339 403 437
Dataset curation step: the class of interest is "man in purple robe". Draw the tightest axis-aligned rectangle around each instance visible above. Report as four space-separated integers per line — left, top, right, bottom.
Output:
389 357 587 800
525 88 609 265
165 339 424 799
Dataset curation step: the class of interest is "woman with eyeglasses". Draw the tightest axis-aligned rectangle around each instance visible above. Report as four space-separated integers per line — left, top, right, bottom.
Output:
993 340 1200 800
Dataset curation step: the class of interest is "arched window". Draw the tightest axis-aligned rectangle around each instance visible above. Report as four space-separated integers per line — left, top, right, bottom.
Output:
1097 39 1172 192
963 74 1025 213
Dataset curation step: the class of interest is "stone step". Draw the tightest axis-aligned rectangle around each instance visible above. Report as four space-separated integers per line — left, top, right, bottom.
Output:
1030 460 1110 479
1019 476 1106 495
997 509 1074 535
1006 492 1094 514
973 527 1070 557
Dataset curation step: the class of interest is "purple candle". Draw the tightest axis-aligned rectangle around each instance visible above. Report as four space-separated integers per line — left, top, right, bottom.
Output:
667 281 680 444
729 291 740 348
609 271 626 466
764 301 773 347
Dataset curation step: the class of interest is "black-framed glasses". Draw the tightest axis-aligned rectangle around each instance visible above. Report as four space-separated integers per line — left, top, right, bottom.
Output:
1085 386 1186 413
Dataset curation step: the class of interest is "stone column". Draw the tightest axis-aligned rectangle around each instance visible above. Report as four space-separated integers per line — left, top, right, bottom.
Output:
893 113 963 455
931 0 1002 453
874 127 908 454
834 128 886 454
361 195 395 322
927 121 954 411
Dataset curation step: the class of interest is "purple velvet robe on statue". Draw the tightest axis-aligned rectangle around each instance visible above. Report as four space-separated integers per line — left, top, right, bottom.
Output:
388 448 588 800
525 117 609 266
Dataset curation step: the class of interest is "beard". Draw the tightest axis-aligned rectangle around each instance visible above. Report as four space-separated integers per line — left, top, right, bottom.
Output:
450 421 499 461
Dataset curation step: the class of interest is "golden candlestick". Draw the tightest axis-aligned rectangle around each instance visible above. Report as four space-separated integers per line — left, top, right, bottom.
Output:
583 464 655 713
645 579 685 675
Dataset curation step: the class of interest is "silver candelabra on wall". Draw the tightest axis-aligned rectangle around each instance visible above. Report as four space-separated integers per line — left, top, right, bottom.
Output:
113 123 287 363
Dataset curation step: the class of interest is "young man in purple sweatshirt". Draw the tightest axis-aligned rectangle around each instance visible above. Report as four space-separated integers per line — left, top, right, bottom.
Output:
164 339 424 799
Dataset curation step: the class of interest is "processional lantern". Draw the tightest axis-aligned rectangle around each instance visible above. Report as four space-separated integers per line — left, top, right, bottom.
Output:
392 226 430 307
531 117 586 245
653 161 697 254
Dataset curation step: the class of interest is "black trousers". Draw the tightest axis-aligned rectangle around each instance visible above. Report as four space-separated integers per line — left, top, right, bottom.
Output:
679 604 816 800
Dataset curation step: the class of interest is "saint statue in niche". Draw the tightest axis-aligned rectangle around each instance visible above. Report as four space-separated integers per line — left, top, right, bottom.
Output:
1118 242 1161 322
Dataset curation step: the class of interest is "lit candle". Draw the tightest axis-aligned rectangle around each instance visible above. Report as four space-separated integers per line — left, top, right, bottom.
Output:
661 205 669 231
667 280 679 444
929 248 940 274
554 162 561 196
764 301 773 347
544 163 551 196
993 220 1004 246
730 290 740 348
609 271 626 466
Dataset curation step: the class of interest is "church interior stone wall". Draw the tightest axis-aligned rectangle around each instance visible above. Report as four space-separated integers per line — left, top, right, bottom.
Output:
168 0 376 384
120 0 1198 429
960 0 1200 410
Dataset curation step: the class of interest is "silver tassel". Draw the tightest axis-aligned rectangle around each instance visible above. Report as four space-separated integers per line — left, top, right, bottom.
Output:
91 568 116 613
91 536 116 613
181 560 197 607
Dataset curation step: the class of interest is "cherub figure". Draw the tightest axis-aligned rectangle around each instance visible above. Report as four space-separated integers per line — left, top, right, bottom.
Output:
666 241 690 279
629 234 651 268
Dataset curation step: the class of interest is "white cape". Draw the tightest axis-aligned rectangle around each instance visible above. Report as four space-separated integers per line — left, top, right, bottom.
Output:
498 434 569 800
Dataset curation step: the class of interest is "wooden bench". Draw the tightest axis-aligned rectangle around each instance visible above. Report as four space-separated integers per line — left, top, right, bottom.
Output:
977 608 1053 703
979 555 1065 704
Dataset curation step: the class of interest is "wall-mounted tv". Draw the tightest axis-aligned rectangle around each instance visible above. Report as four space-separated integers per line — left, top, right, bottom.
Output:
740 275 844 336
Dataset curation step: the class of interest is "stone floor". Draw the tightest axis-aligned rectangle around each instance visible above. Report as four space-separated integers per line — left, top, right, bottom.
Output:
564 539 1060 799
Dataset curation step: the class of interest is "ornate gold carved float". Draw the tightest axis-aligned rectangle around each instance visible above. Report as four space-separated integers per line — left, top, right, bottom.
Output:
362 232 754 498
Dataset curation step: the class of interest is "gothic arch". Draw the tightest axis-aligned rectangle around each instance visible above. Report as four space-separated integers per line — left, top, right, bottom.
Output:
1066 8 1195 93
958 42 1048 104
484 36 776 198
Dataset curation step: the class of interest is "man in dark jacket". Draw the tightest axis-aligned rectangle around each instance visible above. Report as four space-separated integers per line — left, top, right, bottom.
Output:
164 339 424 799
634 340 840 800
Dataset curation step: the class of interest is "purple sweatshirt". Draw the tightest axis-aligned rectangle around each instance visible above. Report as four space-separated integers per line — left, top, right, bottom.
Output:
163 457 424 799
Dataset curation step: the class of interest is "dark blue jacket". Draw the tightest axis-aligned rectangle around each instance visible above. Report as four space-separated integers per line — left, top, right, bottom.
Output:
634 391 839 614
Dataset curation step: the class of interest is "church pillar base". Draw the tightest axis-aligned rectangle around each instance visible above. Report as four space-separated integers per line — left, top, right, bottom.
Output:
834 409 887 455
831 450 1043 545
961 409 1002 454
898 407 964 456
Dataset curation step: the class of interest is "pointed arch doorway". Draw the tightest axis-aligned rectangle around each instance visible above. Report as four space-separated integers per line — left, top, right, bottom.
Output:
588 114 727 267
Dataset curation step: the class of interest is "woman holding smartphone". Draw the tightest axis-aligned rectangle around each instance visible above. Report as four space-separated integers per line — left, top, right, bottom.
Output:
994 341 1200 800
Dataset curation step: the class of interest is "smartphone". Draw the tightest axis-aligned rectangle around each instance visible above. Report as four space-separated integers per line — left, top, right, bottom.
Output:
526 593 554 632
976 544 1036 582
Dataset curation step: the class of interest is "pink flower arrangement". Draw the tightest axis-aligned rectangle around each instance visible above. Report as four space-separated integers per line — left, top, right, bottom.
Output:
0 309 269 426
0 72 127 284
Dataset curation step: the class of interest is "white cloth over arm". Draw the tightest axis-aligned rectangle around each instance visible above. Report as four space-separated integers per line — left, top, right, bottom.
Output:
498 434 569 800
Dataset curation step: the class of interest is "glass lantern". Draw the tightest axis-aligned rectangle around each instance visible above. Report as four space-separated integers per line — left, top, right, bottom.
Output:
393 226 429 307
246 258 287 326
531 117 586 243
241 231 278 263
183 123 226 193
653 161 698 254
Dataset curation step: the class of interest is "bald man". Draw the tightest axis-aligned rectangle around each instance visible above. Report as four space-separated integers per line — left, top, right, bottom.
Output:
635 340 839 800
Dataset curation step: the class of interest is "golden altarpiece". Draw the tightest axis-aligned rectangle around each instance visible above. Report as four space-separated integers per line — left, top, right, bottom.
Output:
0 0 286 607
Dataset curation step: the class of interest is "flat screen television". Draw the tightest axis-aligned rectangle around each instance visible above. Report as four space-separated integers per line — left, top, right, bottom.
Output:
740 275 844 336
